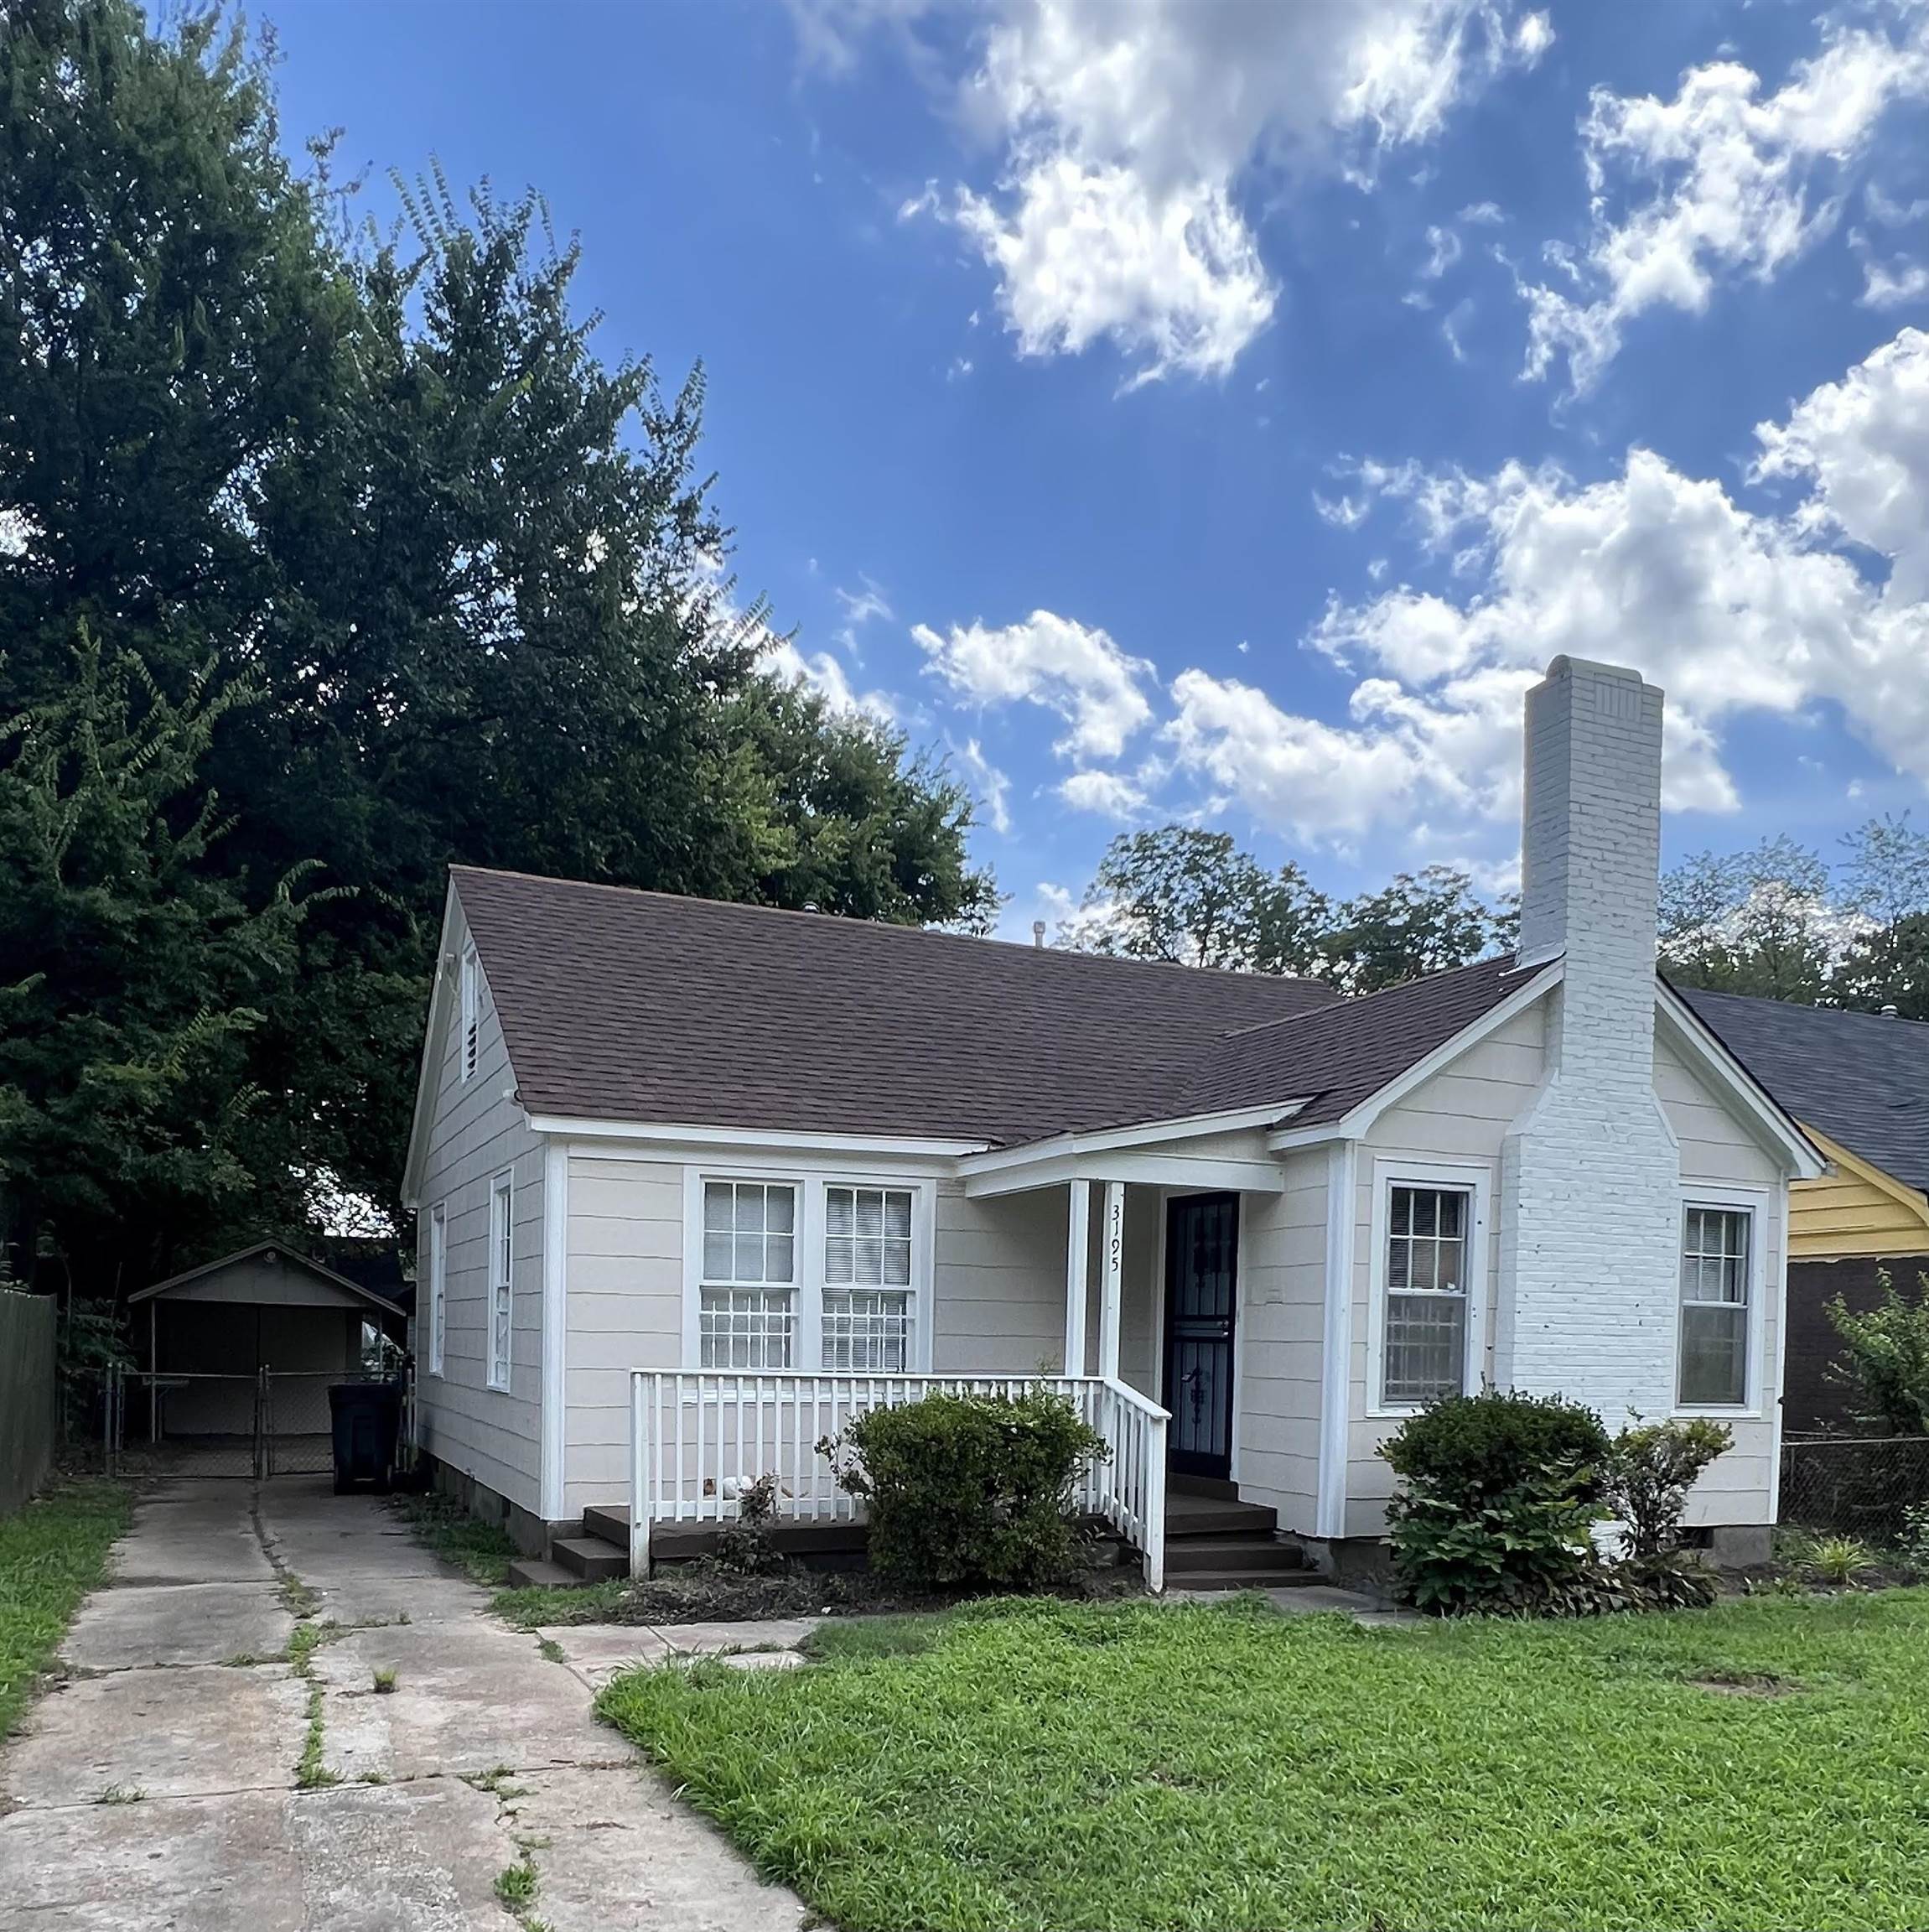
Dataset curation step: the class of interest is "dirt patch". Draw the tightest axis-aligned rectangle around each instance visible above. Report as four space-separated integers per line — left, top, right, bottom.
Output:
1689 1670 1806 1699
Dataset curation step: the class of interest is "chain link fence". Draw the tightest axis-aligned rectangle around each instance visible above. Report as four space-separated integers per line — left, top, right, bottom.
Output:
104 1364 402 1479
1779 1435 1929 1544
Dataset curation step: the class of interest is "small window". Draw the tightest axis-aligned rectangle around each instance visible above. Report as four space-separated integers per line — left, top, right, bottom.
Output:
823 1187 915 1372
459 944 480 1083
428 1203 447 1378
487 1174 512 1389
1382 1184 1471 1407
1679 1205 1750 1407
700 1181 796 1369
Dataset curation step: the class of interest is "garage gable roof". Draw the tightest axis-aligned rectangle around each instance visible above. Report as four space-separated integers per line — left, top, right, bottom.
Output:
131 1243 404 1315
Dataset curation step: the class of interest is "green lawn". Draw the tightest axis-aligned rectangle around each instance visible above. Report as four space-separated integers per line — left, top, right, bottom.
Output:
599 1592 1929 1932
0 1479 132 1740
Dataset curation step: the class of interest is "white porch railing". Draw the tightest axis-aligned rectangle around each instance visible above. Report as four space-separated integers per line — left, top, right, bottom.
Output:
626 1370 1169 1592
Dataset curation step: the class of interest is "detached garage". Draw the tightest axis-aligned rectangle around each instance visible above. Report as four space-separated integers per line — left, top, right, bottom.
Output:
126 1243 407 1476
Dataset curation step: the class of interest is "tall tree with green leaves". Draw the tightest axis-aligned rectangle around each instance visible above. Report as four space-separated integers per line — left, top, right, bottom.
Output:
1 0 993 1266
1657 836 1837 1002
0 631 312 1294
1320 866 1508 994
1063 828 1330 974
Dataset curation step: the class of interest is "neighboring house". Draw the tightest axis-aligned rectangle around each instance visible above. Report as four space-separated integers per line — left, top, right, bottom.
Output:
1677 991 1929 1432
402 657 1823 1589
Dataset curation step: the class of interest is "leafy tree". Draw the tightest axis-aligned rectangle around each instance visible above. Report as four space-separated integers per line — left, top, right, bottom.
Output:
0 630 312 1296
1320 866 1505 993
1 1 993 1263
1657 837 1835 1001
1831 816 1929 1018
1063 827 1331 974
1826 1270 1929 1437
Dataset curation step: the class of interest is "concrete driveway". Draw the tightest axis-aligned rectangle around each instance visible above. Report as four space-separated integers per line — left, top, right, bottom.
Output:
0 1478 808 1932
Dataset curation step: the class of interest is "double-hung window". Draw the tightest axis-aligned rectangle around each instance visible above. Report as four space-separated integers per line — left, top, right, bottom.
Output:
1382 1182 1473 1407
822 1187 915 1372
427 1203 447 1378
701 1181 797 1369
1678 1204 1751 1407
487 1174 512 1390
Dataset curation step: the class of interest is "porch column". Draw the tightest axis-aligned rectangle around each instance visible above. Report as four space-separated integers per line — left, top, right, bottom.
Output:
1097 1180 1124 1381
1064 1179 1090 1376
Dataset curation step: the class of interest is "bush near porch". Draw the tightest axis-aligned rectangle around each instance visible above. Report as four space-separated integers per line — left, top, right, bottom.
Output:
599 1590 1929 1932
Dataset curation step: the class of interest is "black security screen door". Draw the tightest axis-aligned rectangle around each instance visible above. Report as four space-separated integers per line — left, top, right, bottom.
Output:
1164 1193 1238 1479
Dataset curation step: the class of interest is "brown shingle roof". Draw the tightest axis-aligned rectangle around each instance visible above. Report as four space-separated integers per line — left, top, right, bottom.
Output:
452 868 1345 1148
1168 952 1537 1128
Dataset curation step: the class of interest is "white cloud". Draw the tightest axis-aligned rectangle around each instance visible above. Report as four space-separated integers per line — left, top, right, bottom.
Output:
1523 16 1929 391
1858 248 1929 308
1058 766 1152 818
834 575 893 632
878 0 1548 383
911 608 1156 761
955 736 1013 833
1165 325 1929 848
955 161 1273 383
763 636 898 723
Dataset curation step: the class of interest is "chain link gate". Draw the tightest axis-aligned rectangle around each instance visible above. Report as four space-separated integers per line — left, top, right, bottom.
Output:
104 1364 369 1478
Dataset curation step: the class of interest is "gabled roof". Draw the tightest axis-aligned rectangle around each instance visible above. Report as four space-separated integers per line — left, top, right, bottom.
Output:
450 866 1341 1150
1169 952 1540 1129
131 1241 405 1314
1678 988 1929 1194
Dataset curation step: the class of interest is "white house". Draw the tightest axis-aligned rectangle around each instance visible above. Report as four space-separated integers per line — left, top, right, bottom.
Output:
401 657 1823 1591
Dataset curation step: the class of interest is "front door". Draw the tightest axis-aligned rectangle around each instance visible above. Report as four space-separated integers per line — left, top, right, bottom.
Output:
1163 1192 1238 1480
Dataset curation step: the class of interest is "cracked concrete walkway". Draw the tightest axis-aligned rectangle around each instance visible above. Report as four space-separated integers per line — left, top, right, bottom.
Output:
0 1478 808 1932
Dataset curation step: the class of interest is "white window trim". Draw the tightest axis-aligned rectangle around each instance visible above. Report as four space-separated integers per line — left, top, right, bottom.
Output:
427 1202 447 1379
1673 1183 1771 1420
681 1165 936 1374
1365 1157 1492 1418
486 1170 513 1392
459 943 480 1084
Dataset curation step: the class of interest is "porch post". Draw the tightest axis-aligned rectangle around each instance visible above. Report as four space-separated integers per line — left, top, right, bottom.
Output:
1097 1180 1124 1381
1064 1179 1090 1376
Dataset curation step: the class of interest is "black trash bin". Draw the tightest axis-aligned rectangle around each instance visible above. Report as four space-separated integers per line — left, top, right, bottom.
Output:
328 1380 403 1495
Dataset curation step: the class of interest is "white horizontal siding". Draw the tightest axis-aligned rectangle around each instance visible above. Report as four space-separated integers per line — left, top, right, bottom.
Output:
414 898 546 1517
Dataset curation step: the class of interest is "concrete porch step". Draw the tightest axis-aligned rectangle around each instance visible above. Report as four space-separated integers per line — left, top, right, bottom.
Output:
582 1503 630 1550
552 1534 628 1581
505 1556 579 1591
1164 1534 1308 1574
1164 1496 1278 1540
1175 1566 1330 1592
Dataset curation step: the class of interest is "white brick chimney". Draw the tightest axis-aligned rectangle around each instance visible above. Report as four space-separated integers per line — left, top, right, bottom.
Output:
1495 657 1681 1428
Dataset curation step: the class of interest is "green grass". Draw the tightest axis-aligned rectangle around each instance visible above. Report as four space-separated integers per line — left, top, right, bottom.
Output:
599 1591 1929 1932
387 1492 517 1587
491 1577 628 1628
0 1478 132 1740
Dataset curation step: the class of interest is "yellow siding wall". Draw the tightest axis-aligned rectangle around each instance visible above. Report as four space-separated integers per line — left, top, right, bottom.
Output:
1789 1125 1929 1260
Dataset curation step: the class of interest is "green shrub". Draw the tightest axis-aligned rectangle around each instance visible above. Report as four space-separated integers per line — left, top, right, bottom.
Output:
1605 1416 1733 1564
1792 1533 1877 1587
821 1390 1107 1591
1899 1502 1929 1579
1382 1390 1610 1615
1382 1389 1612 1506
1826 1269 1929 1436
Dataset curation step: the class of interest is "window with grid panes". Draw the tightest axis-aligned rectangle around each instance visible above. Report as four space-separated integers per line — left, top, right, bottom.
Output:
700 1182 797 1369
1678 1205 1750 1406
1382 1184 1471 1405
822 1187 915 1371
487 1175 512 1389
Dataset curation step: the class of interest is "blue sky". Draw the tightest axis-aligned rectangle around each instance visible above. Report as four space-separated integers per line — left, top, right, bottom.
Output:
264 0 1929 934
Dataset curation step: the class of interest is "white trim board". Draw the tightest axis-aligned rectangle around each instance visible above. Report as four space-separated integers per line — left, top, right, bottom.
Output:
531 1118 989 1160
540 1140 570 1520
1315 1140 1357 1541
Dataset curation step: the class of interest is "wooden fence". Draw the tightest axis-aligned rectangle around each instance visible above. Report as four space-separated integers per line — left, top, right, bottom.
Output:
0 1291 56 1515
